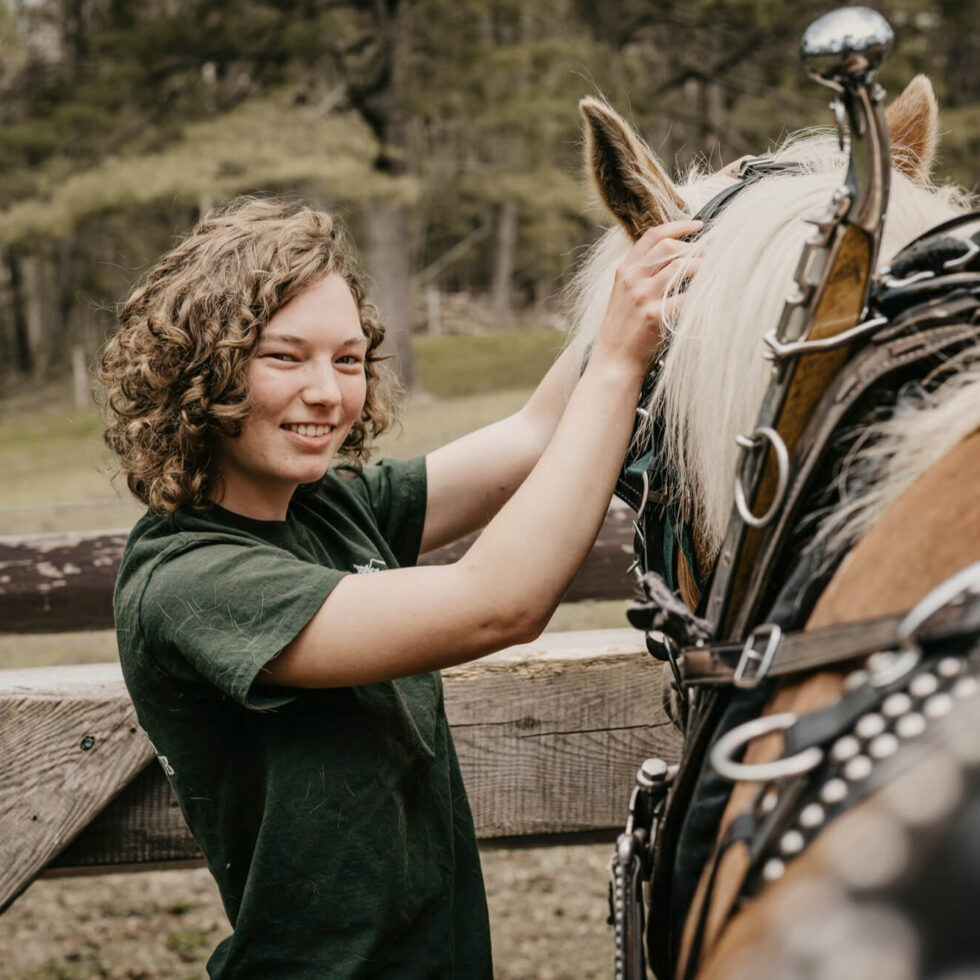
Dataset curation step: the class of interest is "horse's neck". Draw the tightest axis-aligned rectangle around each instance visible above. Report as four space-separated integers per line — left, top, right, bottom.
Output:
683 428 980 978
736 427 980 789
808 427 980 628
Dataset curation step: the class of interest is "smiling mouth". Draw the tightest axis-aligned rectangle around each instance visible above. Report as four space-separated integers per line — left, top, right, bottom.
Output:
282 423 334 437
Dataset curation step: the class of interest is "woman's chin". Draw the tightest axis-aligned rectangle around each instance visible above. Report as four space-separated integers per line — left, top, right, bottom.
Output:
293 463 332 487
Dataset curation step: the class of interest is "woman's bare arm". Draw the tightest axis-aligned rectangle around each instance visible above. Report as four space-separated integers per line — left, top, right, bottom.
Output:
419 220 702 554
262 222 700 689
418 344 578 554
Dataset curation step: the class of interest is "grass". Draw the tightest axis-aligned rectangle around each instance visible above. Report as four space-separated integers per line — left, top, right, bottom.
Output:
413 329 565 397
0 329 629 670
165 930 210 962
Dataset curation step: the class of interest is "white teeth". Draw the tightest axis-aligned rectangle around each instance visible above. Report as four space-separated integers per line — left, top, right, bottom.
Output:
287 424 331 437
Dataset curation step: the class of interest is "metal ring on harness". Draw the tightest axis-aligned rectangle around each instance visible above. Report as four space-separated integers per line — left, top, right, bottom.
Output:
733 624 782 689
636 469 651 522
733 427 790 529
861 552 980 696
897 560 980 650
710 712 824 782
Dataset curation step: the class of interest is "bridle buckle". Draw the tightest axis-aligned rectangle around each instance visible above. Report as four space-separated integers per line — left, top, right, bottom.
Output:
733 623 782 689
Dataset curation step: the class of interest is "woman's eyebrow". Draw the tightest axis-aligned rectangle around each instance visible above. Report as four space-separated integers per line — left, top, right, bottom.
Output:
259 332 306 345
259 332 367 347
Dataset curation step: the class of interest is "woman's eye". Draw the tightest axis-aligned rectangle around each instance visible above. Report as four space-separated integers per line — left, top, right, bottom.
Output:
265 352 297 362
337 355 364 366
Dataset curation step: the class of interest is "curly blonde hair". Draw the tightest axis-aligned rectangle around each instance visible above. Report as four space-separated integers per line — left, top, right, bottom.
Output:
99 196 398 515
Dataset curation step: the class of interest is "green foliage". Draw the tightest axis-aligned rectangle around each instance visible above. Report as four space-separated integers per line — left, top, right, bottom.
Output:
1 0 978 389
0 94 407 242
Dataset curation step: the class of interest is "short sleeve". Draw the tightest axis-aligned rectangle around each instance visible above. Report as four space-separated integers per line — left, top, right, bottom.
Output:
351 456 427 567
139 536 343 709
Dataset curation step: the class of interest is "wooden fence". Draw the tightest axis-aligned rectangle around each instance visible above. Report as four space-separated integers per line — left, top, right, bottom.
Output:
0 502 680 913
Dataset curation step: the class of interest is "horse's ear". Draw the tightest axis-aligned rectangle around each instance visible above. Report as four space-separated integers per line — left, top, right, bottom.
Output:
886 75 938 185
580 97 686 240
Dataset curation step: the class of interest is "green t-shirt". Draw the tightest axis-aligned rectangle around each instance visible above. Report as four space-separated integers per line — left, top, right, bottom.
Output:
114 457 492 978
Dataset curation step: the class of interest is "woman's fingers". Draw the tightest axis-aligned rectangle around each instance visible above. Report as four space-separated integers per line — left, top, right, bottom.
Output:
626 220 702 272
648 256 702 298
628 221 702 265
598 219 704 370
633 219 703 253
637 241 701 276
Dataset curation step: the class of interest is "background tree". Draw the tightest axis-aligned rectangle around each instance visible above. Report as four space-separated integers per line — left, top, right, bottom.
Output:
0 0 975 391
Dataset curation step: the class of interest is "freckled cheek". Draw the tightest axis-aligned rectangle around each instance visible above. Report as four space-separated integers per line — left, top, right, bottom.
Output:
247 371 293 422
345 376 368 419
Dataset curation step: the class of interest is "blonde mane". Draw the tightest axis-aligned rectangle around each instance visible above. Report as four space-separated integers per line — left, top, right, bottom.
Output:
567 129 975 558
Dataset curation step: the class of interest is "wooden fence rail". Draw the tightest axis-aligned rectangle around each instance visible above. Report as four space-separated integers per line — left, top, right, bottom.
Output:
0 502 681 914
0 503 638 633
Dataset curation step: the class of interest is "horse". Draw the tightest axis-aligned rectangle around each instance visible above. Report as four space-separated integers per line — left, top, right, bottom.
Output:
569 72 980 979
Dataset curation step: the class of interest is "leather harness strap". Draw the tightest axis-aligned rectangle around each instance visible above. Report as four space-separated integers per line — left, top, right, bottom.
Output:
680 599 980 688
730 311 980 636
715 228 873 637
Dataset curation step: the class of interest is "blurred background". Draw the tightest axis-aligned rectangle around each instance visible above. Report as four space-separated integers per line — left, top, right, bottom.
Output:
0 0 978 976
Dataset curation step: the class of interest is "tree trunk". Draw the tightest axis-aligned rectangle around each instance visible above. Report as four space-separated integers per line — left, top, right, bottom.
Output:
491 199 518 315
366 201 413 390
594 0 622 47
20 247 61 378
6 248 34 376
704 80 723 156
426 285 441 335
682 76 700 159
940 0 980 105
58 236 74 362
62 0 89 68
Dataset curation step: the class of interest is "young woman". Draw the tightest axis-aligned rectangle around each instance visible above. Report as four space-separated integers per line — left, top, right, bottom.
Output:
100 196 700 977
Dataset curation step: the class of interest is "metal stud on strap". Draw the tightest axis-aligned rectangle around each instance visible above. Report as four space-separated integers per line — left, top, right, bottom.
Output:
733 427 790 529
734 623 782 689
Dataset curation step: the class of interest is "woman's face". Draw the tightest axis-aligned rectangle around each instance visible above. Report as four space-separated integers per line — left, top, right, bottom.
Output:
212 273 368 520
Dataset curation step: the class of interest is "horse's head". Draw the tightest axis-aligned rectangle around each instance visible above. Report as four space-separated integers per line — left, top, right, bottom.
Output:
568 77 970 590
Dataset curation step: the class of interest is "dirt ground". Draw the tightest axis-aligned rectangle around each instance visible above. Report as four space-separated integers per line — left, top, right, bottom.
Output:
0 844 615 979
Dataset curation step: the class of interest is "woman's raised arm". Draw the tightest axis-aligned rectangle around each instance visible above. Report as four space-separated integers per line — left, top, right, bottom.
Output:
419 218 702 554
262 220 701 689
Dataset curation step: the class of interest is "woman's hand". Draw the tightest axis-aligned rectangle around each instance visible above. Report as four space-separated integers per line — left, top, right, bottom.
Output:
595 219 703 372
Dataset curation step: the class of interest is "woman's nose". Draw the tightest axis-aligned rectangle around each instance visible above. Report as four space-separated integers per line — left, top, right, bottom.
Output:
301 363 342 405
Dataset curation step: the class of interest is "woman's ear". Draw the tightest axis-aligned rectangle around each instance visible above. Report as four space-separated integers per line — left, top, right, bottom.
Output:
580 97 687 240
886 75 938 185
